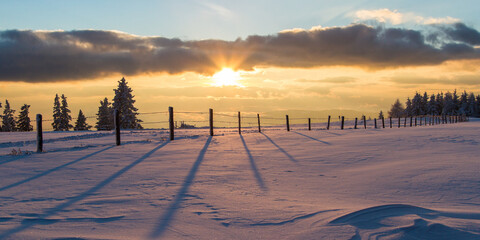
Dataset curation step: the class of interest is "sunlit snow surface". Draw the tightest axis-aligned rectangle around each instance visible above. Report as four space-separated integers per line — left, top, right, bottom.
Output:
0 120 479 239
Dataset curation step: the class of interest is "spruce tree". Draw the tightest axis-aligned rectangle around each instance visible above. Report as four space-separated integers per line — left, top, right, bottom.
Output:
59 94 73 131
443 92 455 115
476 95 480 116
452 89 459 114
405 98 412 117
427 94 439 115
17 104 33 131
112 77 143 129
421 92 429 115
0 101 3 131
411 92 423 116
468 93 477 116
52 94 62 131
378 110 384 119
459 91 469 115
436 93 444 115
388 99 405 118
2 100 16 132
74 109 92 131
96 97 114 131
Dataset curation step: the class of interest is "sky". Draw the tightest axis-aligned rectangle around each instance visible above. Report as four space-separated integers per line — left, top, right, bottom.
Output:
1 0 480 126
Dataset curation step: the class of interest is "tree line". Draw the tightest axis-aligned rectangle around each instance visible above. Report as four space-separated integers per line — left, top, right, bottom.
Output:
385 90 480 118
0 77 143 132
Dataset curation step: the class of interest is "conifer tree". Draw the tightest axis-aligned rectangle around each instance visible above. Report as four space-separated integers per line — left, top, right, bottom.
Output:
459 90 469 115
52 94 62 131
411 92 423 116
443 92 455 115
468 93 477 116
59 94 73 131
476 95 480 116
2 100 16 132
452 89 459 114
378 110 384 119
421 92 429 115
436 93 444 115
96 97 114 131
427 94 438 115
0 101 3 131
405 98 412 117
74 109 91 131
388 99 405 118
17 104 33 131
112 77 143 129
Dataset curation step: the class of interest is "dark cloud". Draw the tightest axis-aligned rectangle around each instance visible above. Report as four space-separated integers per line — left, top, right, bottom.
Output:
1 23 479 82
388 75 480 86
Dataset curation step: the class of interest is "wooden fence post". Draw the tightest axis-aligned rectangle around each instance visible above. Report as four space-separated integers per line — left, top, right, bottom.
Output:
238 111 241 134
354 118 358 129
404 117 407 127
420 117 422 126
415 117 417 126
389 117 392 128
114 109 121 146
327 115 331 130
169 107 174 141
382 117 385 128
410 116 413 127
286 115 290 131
308 118 311 131
374 118 377 128
398 117 401 128
341 116 344 130
209 108 214 136
363 116 367 129
257 113 261 133
36 114 43 153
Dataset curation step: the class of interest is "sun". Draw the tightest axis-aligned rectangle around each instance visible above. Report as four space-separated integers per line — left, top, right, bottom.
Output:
211 68 243 87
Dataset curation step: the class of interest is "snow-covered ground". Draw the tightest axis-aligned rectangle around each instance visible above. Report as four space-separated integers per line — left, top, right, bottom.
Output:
0 120 479 239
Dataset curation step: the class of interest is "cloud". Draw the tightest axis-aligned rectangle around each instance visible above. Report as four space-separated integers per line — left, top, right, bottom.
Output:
388 75 480 86
354 9 460 25
198 1 234 18
1 22 480 82
296 77 357 84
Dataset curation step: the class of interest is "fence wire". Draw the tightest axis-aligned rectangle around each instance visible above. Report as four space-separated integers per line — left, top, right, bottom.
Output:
0 110 468 155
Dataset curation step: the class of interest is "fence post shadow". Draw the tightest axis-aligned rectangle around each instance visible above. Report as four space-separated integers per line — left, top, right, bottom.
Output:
149 136 212 239
260 132 298 163
0 145 115 192
292 131 331 145
0 141 168 239
0 154 32 167
240 135 268 191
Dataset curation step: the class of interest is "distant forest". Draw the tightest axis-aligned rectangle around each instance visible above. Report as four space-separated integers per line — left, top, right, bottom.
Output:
385 90 480 118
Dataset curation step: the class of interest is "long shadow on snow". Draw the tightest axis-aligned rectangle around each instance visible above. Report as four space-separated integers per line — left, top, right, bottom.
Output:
149 136 212 239
240 135 268 191
0 154 32 166
292 131 331 145
0 132 114 149
0 141 168 239
0 146 115 192
260 133 298 163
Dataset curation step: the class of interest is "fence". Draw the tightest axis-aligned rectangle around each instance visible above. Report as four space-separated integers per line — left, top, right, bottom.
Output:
25 107 469 154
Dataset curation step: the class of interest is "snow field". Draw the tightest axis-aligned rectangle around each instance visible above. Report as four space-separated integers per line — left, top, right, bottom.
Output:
0 120 479 239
